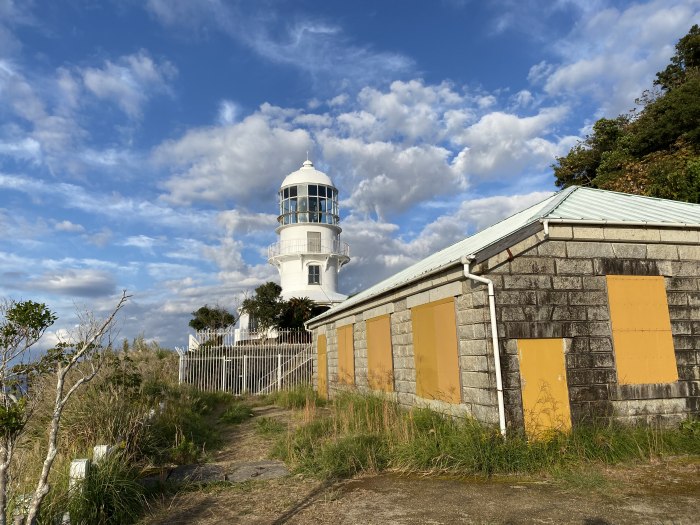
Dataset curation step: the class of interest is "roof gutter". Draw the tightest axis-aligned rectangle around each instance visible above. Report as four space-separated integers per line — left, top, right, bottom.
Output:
461 255 506 437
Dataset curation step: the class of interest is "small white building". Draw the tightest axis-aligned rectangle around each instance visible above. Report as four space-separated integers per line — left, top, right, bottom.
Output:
268 159 350 305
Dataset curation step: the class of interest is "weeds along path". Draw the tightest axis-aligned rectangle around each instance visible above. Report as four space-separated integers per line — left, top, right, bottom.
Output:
141 396 700 525
140 402 329 525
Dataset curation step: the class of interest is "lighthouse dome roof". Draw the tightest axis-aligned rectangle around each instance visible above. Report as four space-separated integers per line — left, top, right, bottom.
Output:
281 160 334 188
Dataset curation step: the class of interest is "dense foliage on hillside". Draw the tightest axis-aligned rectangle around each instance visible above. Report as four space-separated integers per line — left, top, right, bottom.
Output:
553 25 700 202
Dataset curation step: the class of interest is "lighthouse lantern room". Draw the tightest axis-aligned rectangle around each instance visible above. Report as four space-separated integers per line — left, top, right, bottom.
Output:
268 160 350 305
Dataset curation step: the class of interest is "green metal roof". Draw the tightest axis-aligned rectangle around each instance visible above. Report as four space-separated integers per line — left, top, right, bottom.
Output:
310 187 700 324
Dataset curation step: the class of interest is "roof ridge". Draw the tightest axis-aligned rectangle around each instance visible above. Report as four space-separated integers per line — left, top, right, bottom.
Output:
531 185 579 220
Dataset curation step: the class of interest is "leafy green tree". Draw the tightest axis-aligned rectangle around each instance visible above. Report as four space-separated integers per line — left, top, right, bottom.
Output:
655 24 700 91
188 305 237 331
241 282 284 334
553 117 628 188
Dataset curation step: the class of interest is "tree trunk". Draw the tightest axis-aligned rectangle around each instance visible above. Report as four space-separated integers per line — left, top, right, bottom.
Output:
24 375 64 525
0 444 8 525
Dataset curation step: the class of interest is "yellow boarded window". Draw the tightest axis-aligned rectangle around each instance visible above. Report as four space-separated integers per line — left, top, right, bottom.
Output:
366 315 394 392
411 297 461 404
606 275 678 385
317 334 328 398
517 338 572 438
337 324 355 385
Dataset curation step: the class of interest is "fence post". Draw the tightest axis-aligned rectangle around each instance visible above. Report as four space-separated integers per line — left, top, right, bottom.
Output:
69 458 91 491
176 347 186 385
93 445 109 463
242 354 248 394
221 357 227 392
277 353 282 391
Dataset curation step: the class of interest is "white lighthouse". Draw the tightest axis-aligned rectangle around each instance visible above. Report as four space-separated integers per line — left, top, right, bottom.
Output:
268 159 350 305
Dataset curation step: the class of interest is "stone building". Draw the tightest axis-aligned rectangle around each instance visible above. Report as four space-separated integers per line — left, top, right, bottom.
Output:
306 187 700 435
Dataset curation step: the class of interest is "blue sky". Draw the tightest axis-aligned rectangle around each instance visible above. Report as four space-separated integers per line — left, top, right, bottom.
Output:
1 0 698 348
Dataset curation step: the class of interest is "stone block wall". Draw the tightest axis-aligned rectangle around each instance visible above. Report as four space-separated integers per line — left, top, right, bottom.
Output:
456 282 499 424
484 227 700 427
354 320 368 388
390 299 416 406
312 225 700 429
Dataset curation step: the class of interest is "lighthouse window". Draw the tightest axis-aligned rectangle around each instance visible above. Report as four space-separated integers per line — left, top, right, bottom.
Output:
278 184 339 226
308 265 320 285
309 197 320 222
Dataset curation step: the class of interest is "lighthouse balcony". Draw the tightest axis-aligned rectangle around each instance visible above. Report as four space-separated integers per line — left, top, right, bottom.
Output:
268 239 350 259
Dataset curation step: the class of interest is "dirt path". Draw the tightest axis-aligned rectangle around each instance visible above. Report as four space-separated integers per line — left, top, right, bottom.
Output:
140 406 700 524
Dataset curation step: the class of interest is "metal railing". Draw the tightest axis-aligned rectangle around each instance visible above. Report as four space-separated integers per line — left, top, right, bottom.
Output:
178 329 313 395
268 239 350 259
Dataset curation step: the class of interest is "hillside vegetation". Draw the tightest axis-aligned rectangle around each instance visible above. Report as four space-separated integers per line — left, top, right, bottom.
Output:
11 338 238 524
554 25 700 202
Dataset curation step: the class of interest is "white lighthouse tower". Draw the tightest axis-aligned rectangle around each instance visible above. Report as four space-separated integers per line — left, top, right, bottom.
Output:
268 159 350 305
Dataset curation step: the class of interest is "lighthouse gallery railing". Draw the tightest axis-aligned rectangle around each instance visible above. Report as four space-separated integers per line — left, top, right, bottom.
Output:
267 239 350 258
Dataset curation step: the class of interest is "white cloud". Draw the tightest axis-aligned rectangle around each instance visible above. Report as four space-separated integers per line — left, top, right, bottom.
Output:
145 0 413 89
217 209 278 236
84 228 112 247
82 50 177 118
321 136 467 218
122 235 162 251
0 173 216 232
217 100 239 125
0 137 41 162
352 80 465 143
155 113 312 205
452 106 572 178
538 0 700 116
328 93 349 107
29 269 117 298
54 220 84 233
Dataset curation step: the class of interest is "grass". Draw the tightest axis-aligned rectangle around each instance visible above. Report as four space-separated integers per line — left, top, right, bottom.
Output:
11 341 241 524
274 390 700 480
266 384 325 409
220 402 254 424
255 417 286 436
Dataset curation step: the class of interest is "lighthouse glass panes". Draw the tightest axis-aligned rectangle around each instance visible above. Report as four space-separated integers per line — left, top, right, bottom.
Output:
279 184 338 225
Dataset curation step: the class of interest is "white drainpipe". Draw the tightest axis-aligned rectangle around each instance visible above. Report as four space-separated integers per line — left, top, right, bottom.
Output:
461 255 507 437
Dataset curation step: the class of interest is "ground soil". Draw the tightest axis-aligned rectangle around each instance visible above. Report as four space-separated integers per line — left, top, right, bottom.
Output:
140 405 700 525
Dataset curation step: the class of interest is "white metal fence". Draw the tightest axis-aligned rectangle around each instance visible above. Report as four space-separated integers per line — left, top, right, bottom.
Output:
177 329 314 395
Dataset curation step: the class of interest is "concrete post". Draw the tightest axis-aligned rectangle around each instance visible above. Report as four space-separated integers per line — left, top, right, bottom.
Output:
69 459 91 491
277 353 282 391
